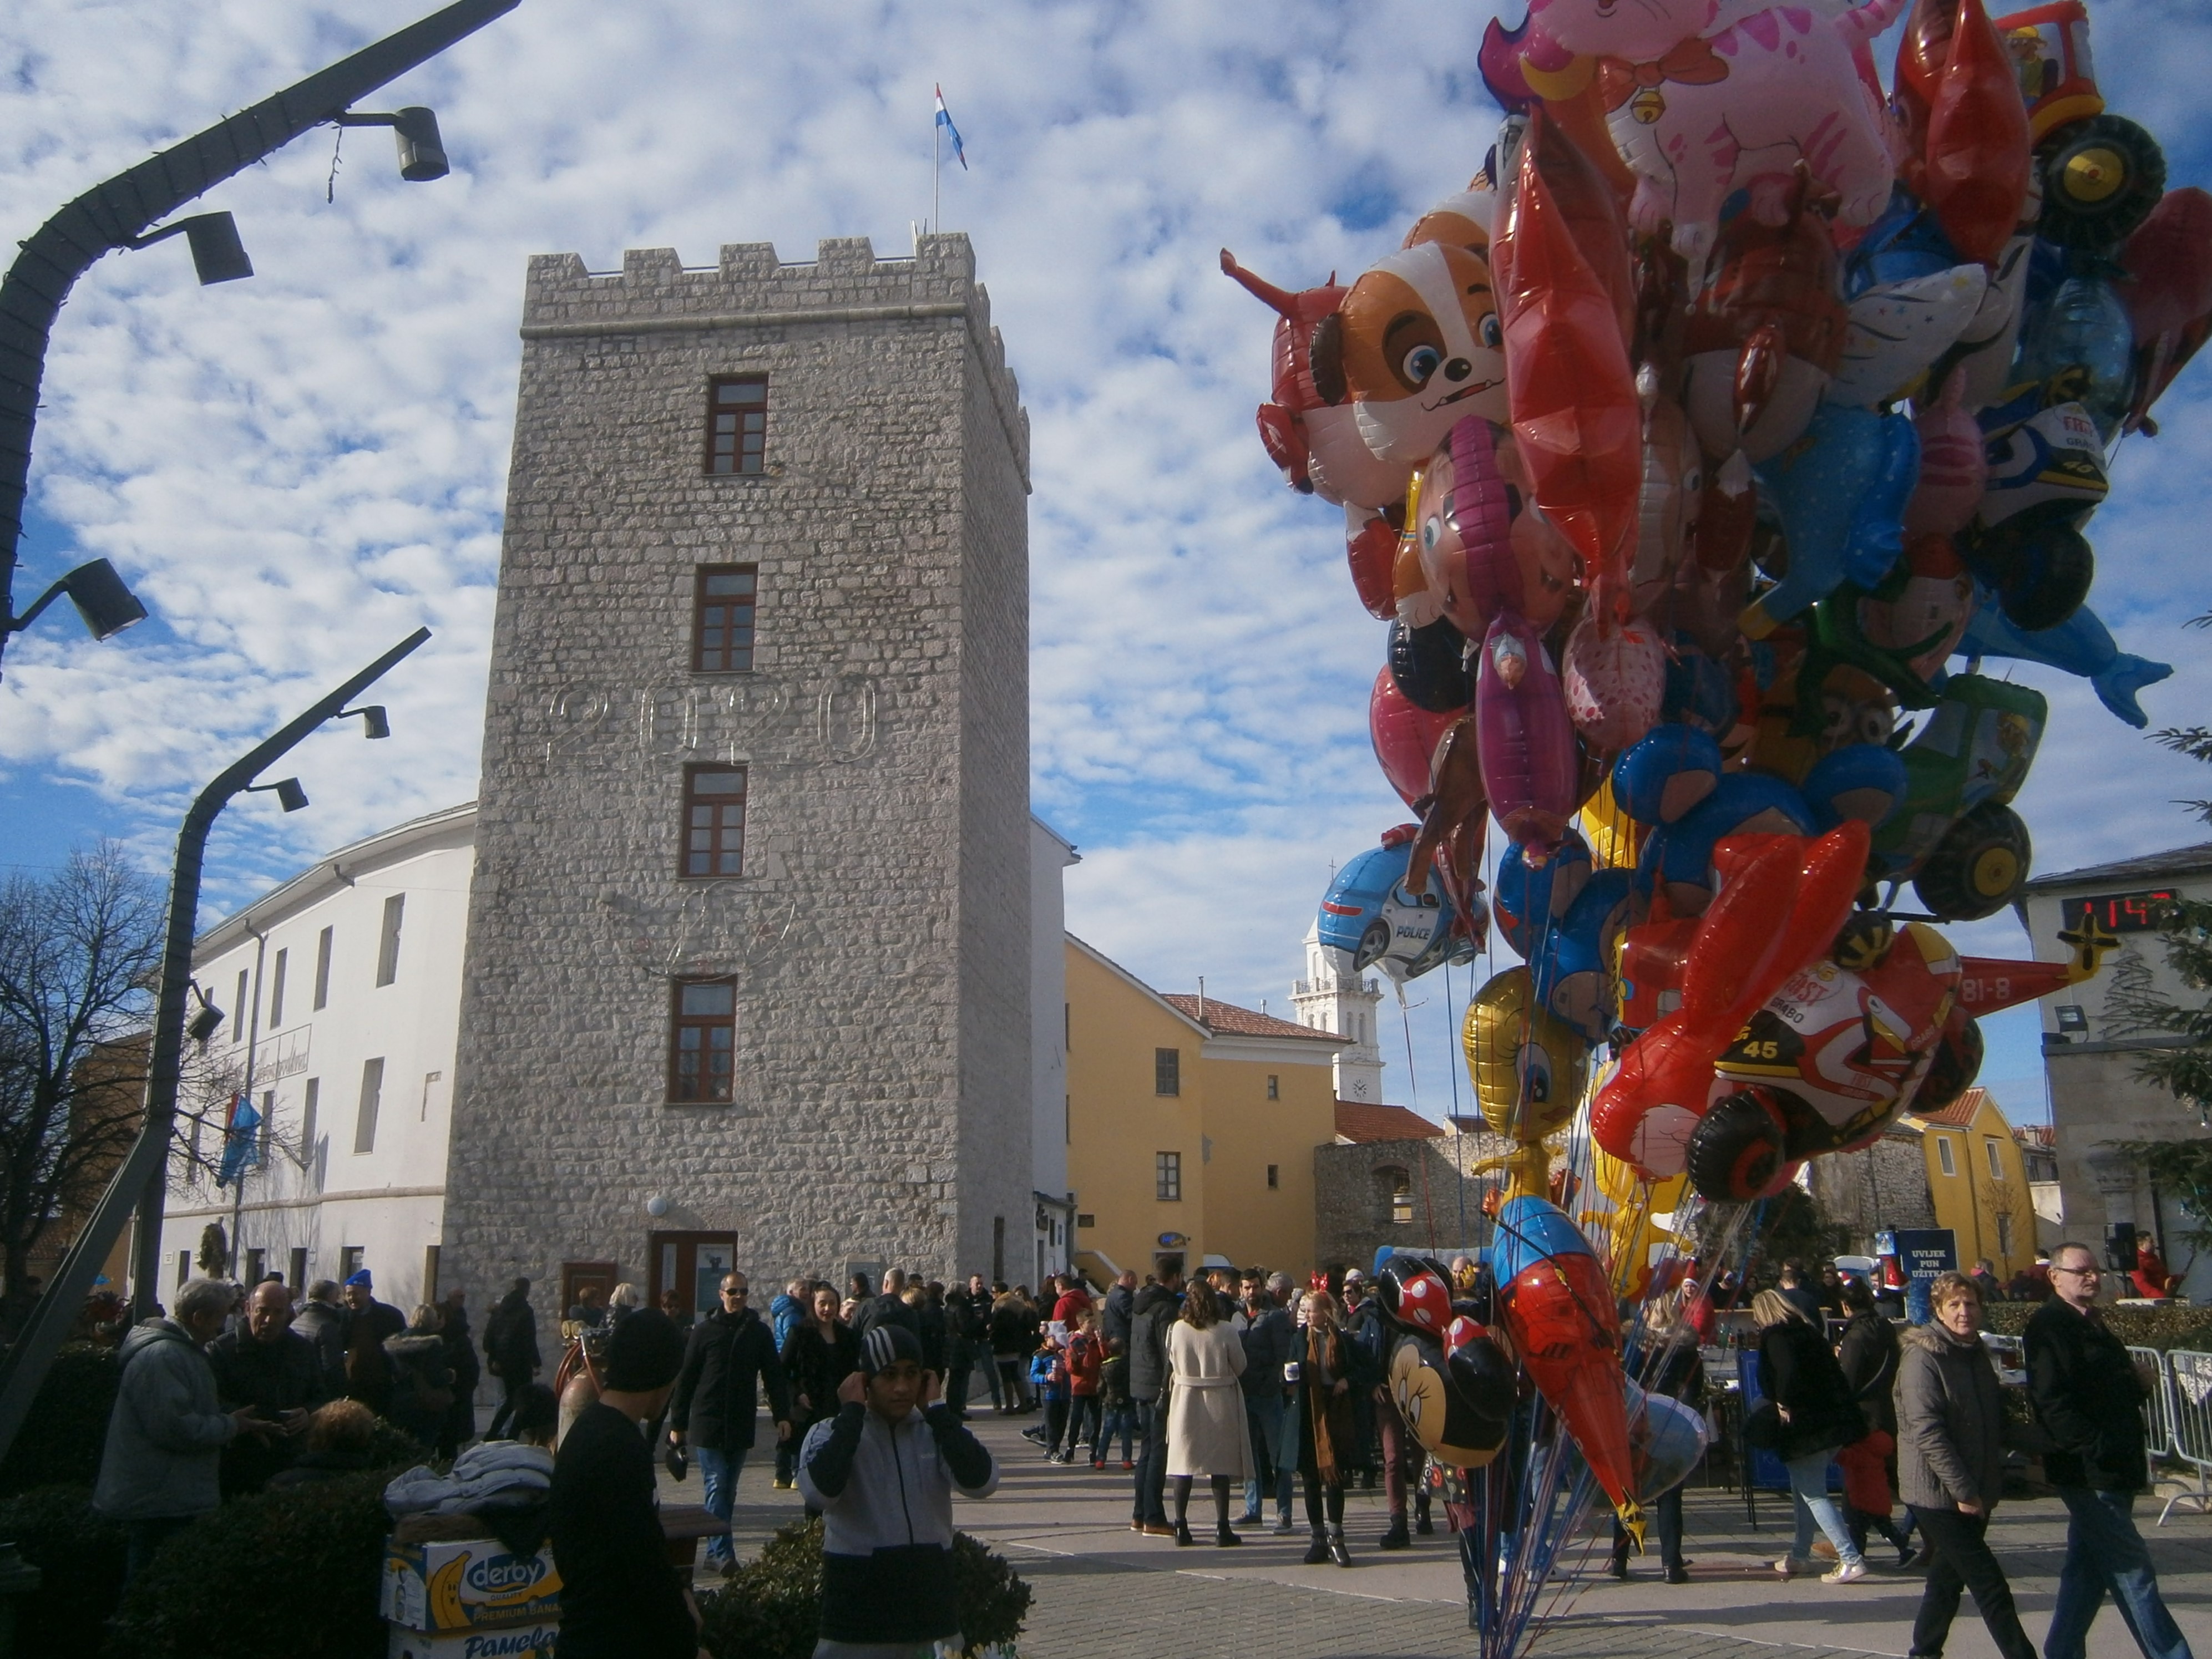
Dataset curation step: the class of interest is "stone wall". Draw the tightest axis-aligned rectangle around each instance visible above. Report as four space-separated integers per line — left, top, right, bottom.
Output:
444 234 1031 1322
1313 1130 1516 1271
1806 1130 1938 1250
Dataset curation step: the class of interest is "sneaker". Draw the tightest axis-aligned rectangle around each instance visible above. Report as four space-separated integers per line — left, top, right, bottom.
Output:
1774 1555 1818 1577
1237 1511 1263 1528
1120 1459 1135 1470
1824 1560 1869 1585
1664 1564 1691 1585
771 1478 794 1491
1272 1514 1295 1534
1896 1545 1921 1571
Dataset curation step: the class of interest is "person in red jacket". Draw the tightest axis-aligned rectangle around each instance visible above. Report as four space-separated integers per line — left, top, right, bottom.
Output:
1052 1276 1094 1329
1065 1312 1106 1466
2132 1234 2176 1300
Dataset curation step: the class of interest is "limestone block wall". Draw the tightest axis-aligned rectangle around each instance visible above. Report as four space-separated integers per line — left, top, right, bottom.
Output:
444 234 1031 1320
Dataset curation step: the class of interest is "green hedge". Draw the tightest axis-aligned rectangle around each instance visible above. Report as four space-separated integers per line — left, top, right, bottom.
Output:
699 1516 1030 1659
0 1344 119 1496
1982 1301 2212 1352
0 1485 125 1658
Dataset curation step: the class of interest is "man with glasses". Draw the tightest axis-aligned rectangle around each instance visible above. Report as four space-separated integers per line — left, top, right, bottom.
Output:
2027 1243 2194 1659
667 1273 792 1575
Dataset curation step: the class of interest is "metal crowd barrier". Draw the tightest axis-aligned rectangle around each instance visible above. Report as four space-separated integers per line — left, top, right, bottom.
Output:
2130 1346 2175 1463
2159 1348 2212 1525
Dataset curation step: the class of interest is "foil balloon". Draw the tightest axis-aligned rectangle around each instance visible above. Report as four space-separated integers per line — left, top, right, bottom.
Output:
1497 111 1642 596
1829 265 1988 409
1526 0 1907 285
1476 611 1580 853
1958 591 2172 729
1406 715 1490 928
1919 0 2033 265
1869 673 2043 916
1464 966 1591 1141
1491 1194 1642 1536
1562 613 1666 754
2118 187 2212 430
1390 616 1476 714
1376 1255 1457 1340
1390 1334 1510 1470
1417 418 1577 637
1860 536 1975 681
1370 667 1461 808
1742 402 1920 638
1905 370 1988 538
1625 1379 1708 1503
1315 241 1507 465
1494 829 1592 960
1627 379 1702 616
2015 271 2135 440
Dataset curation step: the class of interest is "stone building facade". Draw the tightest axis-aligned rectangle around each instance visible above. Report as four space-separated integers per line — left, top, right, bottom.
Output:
444 234 1034 1321
1313 1115 1517 1272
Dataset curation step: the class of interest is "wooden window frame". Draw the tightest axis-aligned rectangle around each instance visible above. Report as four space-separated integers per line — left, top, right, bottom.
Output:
681 765 748 879
1156 1150 1181 1203
691 564 758 674
669 977 737 1104
703 375 767 475
1154 1047 1180 1097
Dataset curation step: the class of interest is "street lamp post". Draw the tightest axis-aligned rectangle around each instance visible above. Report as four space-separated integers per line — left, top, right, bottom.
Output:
0 626 428 1470
0 0 519 682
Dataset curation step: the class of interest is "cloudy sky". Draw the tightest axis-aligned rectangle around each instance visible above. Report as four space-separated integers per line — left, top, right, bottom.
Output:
4 0 2210 1123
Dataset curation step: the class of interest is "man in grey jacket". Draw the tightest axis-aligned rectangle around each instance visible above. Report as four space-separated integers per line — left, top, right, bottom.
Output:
1896 1273 2036 1659
1126 1267 1183 1536
94 1277 271 1584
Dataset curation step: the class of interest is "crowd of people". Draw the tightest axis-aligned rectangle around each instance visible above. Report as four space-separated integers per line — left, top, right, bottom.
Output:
79 1237 2197 1659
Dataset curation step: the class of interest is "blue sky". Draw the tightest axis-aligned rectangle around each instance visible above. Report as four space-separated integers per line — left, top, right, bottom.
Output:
6 0 2212 1124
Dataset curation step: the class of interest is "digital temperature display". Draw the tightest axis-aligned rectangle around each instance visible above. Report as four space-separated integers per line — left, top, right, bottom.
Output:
2066 889 2178 934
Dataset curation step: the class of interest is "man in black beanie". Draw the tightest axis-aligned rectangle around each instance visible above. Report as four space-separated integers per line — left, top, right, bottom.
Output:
549 1307 703 1659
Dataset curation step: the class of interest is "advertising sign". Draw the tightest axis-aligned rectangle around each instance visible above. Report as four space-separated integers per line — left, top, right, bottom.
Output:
1876 1228 1958 1324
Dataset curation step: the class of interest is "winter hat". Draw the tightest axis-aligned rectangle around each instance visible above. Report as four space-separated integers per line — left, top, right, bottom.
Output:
859 1324 923 1377
601 1307 685 1392
345 1269 373 1288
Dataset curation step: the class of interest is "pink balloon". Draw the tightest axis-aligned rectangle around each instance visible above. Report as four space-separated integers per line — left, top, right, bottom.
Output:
1370 667 1462 808
1562 613 1666 753
1416 417 1521 638
1904 369 1986 538
1476 612 1579 851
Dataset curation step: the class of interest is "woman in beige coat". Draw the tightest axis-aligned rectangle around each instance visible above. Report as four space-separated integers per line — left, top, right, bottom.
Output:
1165 1282 1252 1546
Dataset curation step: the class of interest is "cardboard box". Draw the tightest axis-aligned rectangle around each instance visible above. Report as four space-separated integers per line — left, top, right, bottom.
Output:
387 1620 559 1659
379 1538 561 1633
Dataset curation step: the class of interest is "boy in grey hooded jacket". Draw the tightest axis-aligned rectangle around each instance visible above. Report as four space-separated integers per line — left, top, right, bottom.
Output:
797 1324 996 1657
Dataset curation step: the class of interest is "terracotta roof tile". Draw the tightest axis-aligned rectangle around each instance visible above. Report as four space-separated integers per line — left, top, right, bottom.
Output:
1334 1100 1446 1143
1160 994 1347 1043
1910 1086 1986 1128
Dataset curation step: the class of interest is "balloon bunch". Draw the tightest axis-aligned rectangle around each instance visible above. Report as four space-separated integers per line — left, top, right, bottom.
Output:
1231 1 2201 1649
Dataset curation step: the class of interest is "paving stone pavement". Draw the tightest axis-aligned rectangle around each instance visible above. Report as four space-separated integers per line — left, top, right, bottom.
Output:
685 1412 2212 1659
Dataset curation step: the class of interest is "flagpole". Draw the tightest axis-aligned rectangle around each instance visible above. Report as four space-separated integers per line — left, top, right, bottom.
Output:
933 115 942 235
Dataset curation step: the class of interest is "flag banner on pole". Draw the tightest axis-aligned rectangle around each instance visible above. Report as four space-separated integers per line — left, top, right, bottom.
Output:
216 1092 262 1188
935 85 968 170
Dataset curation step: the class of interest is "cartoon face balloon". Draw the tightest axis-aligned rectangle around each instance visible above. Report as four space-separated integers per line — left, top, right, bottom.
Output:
1465 966 1592 1142
1317 242 1508 466
1390 1333 1510 1470
1376 1255 1457 1338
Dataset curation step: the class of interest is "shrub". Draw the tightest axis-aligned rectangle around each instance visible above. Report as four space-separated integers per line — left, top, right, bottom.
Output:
1982 1300 2212 1352
699 1516 1031 1659
0 1344 119 1496
104 1472 396 1659
0 1484 125 1657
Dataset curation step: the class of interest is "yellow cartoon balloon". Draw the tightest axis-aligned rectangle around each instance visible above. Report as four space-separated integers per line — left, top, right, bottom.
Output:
1464 966 1590 1143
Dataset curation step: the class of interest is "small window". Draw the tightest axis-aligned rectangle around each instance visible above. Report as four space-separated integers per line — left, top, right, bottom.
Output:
175 1250 190 1287
705 376 767 475
1986 1138 2004 1179
1076 1213 1096 1229
375 895 405 987
233 970 249 1043
670 978 737 1103
1377 1165 1413 1226
354 1057 384 1155
1266 1074 1279 1100
340 1245 364 1282
313 926 334 1010
682 766 747 877
1155 1047 1180 1097
691 565 757 673
288 1247 308 1293
257 1090 274 1165
268 948 288 1028
1267 1164 1279 1189
1156 1151 1182 1202
1937 1137 1957 1178
301 1076 320 1153
245 1247 266 1284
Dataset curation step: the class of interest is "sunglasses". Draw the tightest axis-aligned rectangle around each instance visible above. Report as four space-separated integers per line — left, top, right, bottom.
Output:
2052 1265 2099 1277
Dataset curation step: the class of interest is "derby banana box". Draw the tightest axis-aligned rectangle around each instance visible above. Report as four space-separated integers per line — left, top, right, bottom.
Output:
387 1621 558 1659
379 1536 561 1633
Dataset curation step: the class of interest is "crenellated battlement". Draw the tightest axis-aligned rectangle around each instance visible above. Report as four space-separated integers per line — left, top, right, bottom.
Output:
519 232 1025 480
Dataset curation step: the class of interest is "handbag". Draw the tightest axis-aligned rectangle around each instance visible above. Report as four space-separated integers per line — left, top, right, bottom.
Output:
1744 1398 1784 1452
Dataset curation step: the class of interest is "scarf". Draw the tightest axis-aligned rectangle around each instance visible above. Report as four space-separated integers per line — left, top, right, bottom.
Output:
1306 1326 1341 1486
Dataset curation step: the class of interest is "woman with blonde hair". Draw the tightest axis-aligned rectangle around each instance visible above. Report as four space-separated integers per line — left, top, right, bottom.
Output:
1293 1288 1356 1566
1897 1272 2037 1659
1165 1282 1251 1546
1752 1287 1869 1582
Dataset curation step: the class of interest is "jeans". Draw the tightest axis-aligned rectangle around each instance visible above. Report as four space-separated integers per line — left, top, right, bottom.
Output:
1906 1505 2038 1659
696 1446 747 1567
978 1347 1004 1409
1133 1399 1170 1525
996 1356 1030 1409
1785 1448 1860 1566
1101 1402 1137 1462
2047 1489 2195 1659
1244 1391 1295 1518
774 1434 798 1485
1042 1395 1070 1455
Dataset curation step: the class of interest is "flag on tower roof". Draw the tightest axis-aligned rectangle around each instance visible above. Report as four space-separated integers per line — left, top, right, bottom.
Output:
935 85 968 170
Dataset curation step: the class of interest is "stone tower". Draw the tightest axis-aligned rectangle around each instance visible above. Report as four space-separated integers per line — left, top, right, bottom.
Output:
444 234 1033 1317
1290 922 1386 1103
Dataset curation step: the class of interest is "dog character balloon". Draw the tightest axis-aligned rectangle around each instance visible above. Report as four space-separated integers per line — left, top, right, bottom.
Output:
1313 242 1508 467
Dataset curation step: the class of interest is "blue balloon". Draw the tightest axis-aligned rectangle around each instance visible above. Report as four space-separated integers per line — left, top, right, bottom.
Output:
1626 1381 1708 1501
1803 743 1909 833
1957 585 2173 729
1746 403 1920 635
1491 1195 1595 1286
2017 272 2135 441
1494 831 1592 962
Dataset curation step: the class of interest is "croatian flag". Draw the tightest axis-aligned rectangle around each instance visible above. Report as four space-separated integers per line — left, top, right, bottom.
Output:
216 1092 262 1188
935 85 968 170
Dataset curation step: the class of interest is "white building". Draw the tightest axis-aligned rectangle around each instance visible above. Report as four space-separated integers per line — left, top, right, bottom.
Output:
1289 922 1386 1103
158 799 1076 1304
153 804 475 1311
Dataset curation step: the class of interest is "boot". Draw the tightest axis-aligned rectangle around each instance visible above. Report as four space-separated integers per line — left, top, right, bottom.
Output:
1215 1523 1243 1547
1379 1515 1411 1551
1414 1491 1434 1536
1328 1523 1353 1567
1173 1520 1194 1546
1303 1527 1330 1565
1608 1544 1631 1581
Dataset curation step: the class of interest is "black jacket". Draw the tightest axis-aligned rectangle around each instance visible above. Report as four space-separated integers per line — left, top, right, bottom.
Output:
986 1297 1034 1358
440 1306 482 1396
2026 1297 2149 1493
207 1328 331 1494
945 1288 988 1346
1641 1331 1707 1411
1126 1283 1180 1404
1238 1303 1294 1398
291 1300 349 1397
1101 1282 1135 1348
551 1401 695 1659
914 1300 948 1373
1757 1317 1866 1460
781 1321 862 1429
484 1290 541 1379
1836 1310 1902 1438
670 1306 791 1452
851 1291 921 1347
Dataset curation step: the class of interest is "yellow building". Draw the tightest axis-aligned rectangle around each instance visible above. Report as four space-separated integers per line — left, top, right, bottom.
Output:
1899 1087 2042 1280
1064 937 1345 1282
